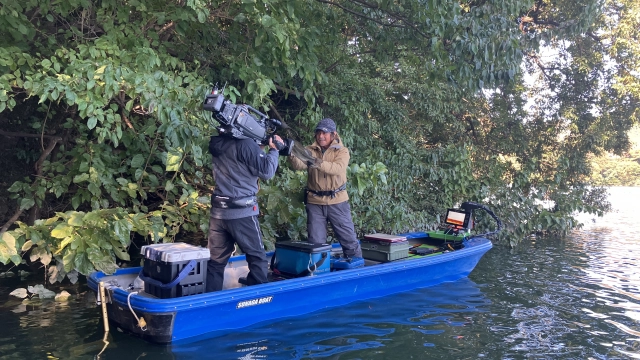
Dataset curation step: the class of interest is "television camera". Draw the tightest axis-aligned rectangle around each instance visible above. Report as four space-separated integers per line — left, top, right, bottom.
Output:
202 88 294 156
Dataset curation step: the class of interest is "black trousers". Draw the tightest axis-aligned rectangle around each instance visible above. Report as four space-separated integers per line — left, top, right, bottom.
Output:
206 215 268 292
306 201 362 258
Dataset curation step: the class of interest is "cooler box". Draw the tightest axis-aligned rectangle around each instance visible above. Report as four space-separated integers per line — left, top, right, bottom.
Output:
361 234 411 262
140 242 209 298
273 241 331 276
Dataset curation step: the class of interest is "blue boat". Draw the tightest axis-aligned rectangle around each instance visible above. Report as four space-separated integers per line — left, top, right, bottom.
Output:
87 233 493 343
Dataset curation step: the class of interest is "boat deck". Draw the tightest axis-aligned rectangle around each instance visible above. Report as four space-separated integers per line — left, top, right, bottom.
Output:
98 236 458 299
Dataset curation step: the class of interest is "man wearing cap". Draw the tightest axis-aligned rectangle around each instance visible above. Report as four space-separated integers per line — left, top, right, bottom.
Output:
289 118 363 259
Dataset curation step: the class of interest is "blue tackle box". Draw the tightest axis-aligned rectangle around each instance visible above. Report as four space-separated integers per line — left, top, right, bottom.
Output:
273 241 331 277
140 242 209 298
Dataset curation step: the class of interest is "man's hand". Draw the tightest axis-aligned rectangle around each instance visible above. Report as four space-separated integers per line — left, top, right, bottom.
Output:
269 135 284 150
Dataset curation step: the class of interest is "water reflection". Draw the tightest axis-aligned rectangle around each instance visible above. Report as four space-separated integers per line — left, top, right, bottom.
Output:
165 278 490 359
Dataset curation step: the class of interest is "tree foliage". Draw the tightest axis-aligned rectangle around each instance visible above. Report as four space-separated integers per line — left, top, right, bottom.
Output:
0 0 637 281
590 126 640 186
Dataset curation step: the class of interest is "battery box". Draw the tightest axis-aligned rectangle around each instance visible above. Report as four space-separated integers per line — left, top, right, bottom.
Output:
273 241 331 277
141 242 209 298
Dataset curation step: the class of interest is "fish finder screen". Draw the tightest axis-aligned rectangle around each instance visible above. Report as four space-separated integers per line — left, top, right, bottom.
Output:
445 209 470 228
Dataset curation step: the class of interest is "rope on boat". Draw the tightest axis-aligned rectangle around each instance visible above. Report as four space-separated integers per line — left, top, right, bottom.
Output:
307 253 315 276
127 292 148 331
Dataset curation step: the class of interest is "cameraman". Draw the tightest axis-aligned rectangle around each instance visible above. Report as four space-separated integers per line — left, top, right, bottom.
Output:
206 133 283 292
289 118 363 260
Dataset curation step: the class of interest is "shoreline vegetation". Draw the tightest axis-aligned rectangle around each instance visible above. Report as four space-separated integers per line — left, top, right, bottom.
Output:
0 0 638 286
590 126 640 187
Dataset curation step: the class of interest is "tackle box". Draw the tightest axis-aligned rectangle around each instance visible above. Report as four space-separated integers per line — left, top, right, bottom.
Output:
361 234 411 262
273 241 331 276
140 242 209 298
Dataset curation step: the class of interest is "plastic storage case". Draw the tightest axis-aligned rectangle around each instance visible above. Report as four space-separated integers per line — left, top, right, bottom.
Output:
274 241 331 276
141 243 209 298
361 234 411 262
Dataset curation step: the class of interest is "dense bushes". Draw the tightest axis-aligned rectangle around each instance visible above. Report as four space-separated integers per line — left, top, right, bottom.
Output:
0 0 638 282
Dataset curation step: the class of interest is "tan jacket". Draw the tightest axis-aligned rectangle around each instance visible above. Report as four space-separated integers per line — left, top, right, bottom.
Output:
289 135 350 205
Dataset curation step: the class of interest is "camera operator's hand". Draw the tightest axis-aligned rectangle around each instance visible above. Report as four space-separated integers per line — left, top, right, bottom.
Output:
269 135 284 150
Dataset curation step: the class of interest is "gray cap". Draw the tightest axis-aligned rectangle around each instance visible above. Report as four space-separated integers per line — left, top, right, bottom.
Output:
315 118 336 133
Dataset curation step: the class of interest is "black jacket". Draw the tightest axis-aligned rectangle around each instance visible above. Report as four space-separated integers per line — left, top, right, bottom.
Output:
208 135 279 219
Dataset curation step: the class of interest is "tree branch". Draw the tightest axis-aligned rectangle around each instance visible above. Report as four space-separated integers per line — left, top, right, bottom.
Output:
115 90 135 130
0 208 23 235
275 85 300 97
586 31 601 42
315 0 406 29
28 137 62 225
0 130 62 140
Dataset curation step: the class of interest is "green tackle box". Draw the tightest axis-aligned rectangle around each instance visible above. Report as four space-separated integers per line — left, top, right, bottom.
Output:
361 234 411 262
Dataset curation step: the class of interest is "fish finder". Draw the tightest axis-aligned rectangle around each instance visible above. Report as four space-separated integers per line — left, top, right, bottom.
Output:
444 208 472 229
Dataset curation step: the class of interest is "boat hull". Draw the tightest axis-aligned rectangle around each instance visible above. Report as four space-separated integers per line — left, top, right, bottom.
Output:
87 237 492 343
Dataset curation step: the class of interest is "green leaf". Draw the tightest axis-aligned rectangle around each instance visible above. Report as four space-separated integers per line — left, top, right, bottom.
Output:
87 117 97 130
21 240 33 251
130 154 145 168
51 224 73 239
73 173 90 183
1 231 18 260
19 198 35 210
57 236 74 254
71 195 80 210
166 147 183 171
110 239 130 261
67 212 84 226
62 250 76 272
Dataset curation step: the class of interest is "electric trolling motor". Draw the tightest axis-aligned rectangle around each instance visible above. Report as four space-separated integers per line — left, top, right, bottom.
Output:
202 87 294 156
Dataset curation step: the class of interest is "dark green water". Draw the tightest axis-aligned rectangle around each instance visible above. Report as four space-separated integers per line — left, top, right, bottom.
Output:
1 187 639 359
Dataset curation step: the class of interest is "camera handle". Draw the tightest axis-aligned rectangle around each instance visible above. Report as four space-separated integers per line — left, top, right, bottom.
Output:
243 105 269 123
